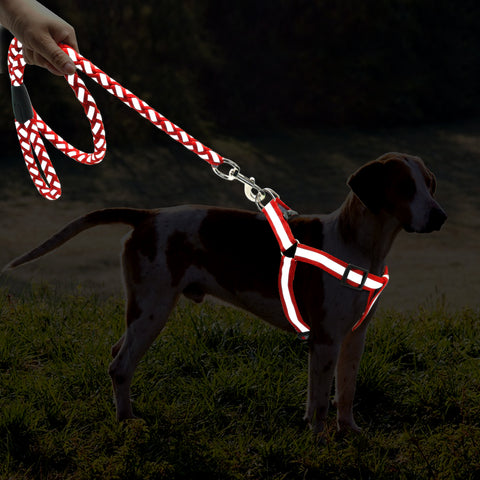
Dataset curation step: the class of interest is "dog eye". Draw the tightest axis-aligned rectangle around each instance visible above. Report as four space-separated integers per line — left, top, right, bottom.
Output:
396 178 416 198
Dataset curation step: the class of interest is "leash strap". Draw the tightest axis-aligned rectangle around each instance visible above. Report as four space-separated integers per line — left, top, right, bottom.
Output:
263 198 389 339
8 38 223 200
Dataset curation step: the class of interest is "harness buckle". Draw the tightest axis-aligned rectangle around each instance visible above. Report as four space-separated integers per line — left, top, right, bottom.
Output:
342 264 369 291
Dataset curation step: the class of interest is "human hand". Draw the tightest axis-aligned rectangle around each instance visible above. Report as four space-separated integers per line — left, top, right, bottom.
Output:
0 0 78 75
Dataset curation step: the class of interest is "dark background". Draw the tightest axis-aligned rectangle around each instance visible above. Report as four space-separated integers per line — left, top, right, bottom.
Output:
2 0 480 147
0 0 479 309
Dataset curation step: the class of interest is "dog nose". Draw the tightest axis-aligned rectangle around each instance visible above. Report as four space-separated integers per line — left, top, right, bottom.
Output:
426 206 447 231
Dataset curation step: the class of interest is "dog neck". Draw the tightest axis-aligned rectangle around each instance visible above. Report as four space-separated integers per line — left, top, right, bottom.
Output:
337 192 402 266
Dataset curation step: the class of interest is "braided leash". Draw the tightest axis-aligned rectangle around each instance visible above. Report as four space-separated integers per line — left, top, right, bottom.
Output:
8 38 390 339
8 38 222 200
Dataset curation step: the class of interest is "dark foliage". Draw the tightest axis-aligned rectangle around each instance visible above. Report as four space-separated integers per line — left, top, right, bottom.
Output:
2 0 480 150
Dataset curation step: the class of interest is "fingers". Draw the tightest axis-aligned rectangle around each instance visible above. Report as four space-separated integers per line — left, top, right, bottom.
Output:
2 0 79 76
61 27 79 53
23 32 77 75
23 46 71 76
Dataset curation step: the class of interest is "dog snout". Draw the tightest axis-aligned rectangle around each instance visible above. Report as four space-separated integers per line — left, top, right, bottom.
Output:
425 205 447 232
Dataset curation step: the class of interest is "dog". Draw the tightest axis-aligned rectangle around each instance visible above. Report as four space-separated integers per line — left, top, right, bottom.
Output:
5 152 446 434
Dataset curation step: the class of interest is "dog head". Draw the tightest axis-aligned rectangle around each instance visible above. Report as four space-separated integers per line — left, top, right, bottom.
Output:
347 152 447 233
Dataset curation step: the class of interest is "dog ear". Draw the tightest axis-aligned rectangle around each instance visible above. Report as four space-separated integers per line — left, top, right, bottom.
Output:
347 161 386 213
429 172 437 195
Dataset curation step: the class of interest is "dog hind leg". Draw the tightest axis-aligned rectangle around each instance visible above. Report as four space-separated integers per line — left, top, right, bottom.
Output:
109 290 178 420
111 334 124 358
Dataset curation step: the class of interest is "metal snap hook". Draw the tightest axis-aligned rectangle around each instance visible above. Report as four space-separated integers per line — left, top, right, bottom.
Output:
244 177 266 203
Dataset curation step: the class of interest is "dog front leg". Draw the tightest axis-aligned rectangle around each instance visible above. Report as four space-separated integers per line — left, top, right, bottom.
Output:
304 341 340 434
333 323 368 433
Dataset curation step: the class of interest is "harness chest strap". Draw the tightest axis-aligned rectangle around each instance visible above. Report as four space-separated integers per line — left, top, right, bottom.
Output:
263 198 390 340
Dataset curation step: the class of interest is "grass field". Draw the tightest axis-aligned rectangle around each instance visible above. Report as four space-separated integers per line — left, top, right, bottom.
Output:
1 285 480 479
0 121 479 478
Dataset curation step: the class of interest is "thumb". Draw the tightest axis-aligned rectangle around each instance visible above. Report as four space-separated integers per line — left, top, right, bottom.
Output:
40 36 76 75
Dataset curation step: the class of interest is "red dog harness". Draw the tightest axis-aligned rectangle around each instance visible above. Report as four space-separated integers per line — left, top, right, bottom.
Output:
7 38 389 339
263 199 389 340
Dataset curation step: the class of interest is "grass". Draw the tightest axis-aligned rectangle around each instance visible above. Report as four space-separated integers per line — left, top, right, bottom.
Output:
1 285 480 479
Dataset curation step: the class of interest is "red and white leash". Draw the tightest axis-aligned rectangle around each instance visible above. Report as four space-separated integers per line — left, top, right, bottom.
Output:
8 38 222 200
8 38 389 339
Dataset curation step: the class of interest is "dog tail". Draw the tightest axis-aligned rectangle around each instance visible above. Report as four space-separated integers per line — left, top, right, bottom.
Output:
4 207 155 270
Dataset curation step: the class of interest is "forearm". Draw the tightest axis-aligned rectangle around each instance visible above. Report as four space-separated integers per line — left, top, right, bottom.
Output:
0 0 35 31
0 0 67 39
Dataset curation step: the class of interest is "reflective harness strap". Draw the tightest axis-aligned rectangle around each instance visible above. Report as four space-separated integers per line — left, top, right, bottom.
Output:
263 198 389 340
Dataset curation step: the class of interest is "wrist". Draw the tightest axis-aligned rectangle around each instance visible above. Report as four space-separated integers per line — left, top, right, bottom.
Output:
0 0 25 30
0 0 39 31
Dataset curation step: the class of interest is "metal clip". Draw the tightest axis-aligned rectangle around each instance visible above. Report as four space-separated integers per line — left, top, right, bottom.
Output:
212 158 240 181
212 159 278 211
243 177 264 202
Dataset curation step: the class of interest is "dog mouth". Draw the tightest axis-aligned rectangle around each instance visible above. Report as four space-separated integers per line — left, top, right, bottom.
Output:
404 206 447 233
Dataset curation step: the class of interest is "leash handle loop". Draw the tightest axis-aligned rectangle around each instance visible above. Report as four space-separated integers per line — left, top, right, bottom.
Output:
8 38 106 199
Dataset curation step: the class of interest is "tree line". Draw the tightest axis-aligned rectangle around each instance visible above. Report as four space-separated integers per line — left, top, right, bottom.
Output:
1 0 480 151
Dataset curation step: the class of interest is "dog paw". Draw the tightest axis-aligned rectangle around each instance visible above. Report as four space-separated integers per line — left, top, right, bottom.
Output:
121 415 145 424
116 406 137 422
337 419 362 434
304 413 327 436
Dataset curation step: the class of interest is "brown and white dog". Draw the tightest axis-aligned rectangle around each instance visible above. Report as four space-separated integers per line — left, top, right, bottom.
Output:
5 152 446 434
